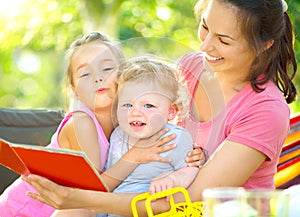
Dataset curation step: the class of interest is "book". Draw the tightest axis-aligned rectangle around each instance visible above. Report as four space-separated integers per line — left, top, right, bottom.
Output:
0 139 108 192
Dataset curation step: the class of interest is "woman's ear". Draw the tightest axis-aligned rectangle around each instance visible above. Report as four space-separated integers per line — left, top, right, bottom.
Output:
263 39 274 51
168 104 178 121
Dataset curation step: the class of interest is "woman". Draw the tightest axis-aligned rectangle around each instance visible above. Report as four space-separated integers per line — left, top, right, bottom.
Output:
24 0 297 215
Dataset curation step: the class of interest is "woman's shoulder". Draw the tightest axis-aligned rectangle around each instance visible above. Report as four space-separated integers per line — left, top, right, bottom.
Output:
179 51 204 61
176 52 205 92
227 82 290 132
177 51 204 69
230 80 289 110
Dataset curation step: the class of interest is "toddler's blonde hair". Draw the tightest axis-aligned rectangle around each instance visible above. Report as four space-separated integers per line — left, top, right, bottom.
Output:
117 56 190 120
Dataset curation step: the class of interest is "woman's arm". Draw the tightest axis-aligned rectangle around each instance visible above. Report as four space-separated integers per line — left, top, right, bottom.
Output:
24 174 174 215
24 175 136 214
187 140 266 201
24 140 266 215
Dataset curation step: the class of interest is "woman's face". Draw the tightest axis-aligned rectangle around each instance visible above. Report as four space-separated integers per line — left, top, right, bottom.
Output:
199 0 255 79
71 43 119 112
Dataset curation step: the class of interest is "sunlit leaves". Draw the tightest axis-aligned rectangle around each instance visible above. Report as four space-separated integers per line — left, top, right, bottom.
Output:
0 0 299 111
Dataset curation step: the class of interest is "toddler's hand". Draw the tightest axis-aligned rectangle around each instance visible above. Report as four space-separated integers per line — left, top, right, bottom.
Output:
185 144 207 167
148 173 175 201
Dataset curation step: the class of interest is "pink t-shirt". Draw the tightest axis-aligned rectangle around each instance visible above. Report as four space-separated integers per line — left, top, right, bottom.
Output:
178 52 290 189
0 102 109 217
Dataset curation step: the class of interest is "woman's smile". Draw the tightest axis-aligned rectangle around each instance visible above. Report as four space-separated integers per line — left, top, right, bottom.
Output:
205 53 224 63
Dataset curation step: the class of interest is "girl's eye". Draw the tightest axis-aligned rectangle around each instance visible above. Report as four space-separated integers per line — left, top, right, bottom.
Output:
103 67 114 72
144 104 154 109
79 72 90 78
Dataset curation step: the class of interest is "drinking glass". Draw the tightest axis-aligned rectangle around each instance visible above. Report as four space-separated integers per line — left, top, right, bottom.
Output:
202 187 247 217
244 189 289 217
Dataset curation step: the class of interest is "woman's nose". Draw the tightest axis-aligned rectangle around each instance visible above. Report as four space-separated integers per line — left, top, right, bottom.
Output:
200 34 214 52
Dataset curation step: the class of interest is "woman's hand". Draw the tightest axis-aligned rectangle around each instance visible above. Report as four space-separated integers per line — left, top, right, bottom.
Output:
122 128 177 163
23 175 74 209
23 174 138 214
185 146 207 167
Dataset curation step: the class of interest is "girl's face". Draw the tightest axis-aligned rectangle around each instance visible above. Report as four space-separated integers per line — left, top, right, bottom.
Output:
117 81 175 139
71 43 119 112
199 0 255 79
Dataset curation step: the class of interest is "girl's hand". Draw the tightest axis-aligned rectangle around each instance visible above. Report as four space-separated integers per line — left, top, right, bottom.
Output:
185 145 207 167
122 128 177 163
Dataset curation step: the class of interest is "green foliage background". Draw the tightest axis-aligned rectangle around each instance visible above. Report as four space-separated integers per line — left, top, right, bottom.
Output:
0 0 300 113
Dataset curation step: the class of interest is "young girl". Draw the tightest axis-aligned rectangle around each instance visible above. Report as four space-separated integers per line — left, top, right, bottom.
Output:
103 57 199 217
0 32 175 217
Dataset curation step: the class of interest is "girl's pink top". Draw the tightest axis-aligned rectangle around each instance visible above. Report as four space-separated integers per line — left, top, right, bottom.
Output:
178 52 290 189
0 102 109 217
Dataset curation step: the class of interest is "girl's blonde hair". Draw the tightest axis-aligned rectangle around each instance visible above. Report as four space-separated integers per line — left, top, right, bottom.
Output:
64 32 124 110
117 56 190 119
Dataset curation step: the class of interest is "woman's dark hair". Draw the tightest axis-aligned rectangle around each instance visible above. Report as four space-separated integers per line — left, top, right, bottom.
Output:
195 0 297 103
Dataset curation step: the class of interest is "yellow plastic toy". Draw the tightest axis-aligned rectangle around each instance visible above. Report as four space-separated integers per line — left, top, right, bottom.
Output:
131 187 204 217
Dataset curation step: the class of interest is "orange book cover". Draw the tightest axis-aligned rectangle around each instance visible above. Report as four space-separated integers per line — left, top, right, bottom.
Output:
0 139 108 192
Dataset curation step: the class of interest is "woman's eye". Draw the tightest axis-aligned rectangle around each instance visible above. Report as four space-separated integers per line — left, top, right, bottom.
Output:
219 38 230 45
202 24 208 31
144 104 154 109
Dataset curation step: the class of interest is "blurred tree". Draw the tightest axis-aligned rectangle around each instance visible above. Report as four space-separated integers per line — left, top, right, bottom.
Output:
0 0 299 113
80 0 125 36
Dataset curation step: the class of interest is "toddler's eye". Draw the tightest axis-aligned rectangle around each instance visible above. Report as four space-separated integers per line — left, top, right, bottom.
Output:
122 103 132 108
144 104 154 109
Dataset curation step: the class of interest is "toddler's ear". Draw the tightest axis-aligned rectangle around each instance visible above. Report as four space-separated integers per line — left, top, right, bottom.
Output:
168 104 178 120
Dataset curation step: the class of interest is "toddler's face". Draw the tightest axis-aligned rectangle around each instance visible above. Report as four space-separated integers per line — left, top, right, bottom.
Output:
117 80 174 139
71 43 119 112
